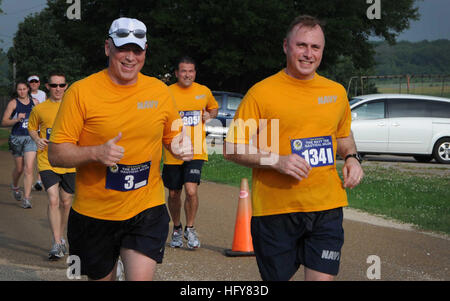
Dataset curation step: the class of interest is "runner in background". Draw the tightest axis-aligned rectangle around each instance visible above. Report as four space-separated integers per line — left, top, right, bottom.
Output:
28 71 75 260
27 74 47 191
162 56 218 249
1 81 38 209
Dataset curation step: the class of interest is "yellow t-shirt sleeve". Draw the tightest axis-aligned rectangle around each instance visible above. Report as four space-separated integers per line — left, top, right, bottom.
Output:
336 92 352 138
27 107 39 133
225 91 260 145
50 84 84 145
206 89 219 110
162 93 183 145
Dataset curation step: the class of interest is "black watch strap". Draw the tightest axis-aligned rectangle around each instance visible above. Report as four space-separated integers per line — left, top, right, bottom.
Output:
345 153 362 164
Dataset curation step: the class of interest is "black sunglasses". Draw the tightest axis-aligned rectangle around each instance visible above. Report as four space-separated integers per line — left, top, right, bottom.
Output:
29 80 39 83
48 83 67 88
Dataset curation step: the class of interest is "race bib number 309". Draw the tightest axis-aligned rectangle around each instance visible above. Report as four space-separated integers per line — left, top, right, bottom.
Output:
180 110 201 126
291 136 334 167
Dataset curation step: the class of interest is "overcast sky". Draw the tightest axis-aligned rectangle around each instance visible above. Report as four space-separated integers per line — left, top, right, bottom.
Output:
1 0 449 51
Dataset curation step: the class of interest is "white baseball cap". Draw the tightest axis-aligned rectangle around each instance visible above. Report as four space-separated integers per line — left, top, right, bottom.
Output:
27 75 40 82
108 17 147 50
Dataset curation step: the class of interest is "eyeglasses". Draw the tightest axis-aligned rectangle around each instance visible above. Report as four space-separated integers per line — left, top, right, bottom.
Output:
48 83 67 88
29 80 39 83
110 28 146 39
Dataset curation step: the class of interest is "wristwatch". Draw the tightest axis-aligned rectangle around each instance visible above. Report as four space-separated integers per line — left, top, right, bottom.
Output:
344 153 362 164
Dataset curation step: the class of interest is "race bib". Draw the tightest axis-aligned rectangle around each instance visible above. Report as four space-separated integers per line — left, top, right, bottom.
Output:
291 136 334 167
180 110 201 126
21 118 29 129
105 161 151 192
46 128 52 140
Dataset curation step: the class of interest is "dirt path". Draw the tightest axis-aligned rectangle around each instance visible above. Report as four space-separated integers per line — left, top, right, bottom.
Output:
0 150 448 281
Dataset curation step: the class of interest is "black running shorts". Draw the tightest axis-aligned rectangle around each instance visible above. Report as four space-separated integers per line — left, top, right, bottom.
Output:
67 205 170 280
251 207 344 281
39 170 75 194
162 160 204 190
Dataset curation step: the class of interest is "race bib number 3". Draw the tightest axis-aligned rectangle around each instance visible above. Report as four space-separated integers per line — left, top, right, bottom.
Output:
291 136 334 167
105 161 151 192
180 110 201 126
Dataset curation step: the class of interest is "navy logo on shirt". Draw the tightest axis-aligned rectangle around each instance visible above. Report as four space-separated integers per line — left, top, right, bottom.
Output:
137 100 158 109
318 96 337 104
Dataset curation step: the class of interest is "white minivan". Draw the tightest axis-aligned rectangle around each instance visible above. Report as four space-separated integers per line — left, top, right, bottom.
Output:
350 94 450 164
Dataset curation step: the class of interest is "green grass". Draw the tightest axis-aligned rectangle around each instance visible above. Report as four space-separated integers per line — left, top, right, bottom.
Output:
203 154 449 235
0 128 9 151
0 127 9 139
342 164 449 235
203 153 252 187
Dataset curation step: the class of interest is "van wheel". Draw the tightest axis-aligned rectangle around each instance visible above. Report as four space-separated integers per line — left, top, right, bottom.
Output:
433 138 450 164
413 155 433 163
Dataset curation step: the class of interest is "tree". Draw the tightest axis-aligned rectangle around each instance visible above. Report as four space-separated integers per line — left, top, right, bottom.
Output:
10 0 419 93
8 9 86 84
374 40 450 75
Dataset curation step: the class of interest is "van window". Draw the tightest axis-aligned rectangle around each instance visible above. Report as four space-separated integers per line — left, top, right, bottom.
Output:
352 101 385 120
431 101 450 118
213 94 223 109
227 96 242 110
387 99 431 118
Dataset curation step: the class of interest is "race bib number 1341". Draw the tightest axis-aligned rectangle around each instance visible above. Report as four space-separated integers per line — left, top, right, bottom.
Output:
290 136 334 167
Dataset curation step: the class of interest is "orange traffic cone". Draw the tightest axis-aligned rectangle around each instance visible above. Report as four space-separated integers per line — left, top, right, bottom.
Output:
224 178 255 257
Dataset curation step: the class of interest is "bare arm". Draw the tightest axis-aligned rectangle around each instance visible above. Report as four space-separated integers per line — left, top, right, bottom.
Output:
336 131 364 188
48 132 124 168
223 142 311 181
164 128 193 161
203 108 218 122
29 130 48 150
1 100 25 127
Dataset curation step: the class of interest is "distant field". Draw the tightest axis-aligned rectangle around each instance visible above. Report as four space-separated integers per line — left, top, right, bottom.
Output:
375 82 450 98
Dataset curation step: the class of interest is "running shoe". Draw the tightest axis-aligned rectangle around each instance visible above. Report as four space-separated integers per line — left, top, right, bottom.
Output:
11 185 22 201
22 198 32 209
169 226 184 248
61 238 68 254
34 181 43 191
48 243 64 260
184 227 200 249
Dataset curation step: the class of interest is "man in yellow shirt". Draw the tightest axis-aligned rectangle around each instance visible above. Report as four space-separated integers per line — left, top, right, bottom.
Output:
162 56 218 249
48 18 192 281
224 15 364 281
28 71 75 261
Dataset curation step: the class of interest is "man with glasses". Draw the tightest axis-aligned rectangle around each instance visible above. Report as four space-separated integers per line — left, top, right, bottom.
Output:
27 75 47 104
48 17 192 281
27 74 47 191
28 72 75 260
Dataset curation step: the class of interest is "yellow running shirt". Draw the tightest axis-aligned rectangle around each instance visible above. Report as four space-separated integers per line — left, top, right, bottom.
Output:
28 99 76 174
225 70 352 216
163 82 218 164
50 70 182 221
